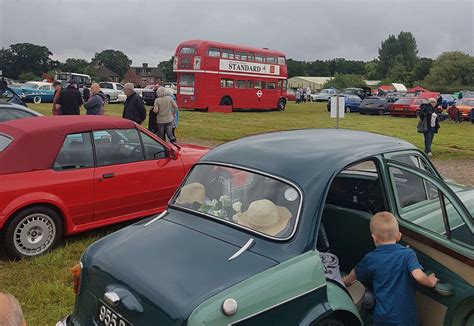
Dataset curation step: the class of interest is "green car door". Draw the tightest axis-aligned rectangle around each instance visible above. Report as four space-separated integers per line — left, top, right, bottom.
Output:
386 161 474 326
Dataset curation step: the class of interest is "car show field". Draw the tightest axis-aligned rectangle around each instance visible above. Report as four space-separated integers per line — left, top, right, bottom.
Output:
0 101 473 324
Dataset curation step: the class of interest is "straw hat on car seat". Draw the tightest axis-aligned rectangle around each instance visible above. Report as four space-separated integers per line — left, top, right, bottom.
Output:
238 199 292 236
176 182 205 205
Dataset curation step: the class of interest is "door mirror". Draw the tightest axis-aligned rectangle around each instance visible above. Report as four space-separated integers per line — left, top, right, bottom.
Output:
169 148 179 160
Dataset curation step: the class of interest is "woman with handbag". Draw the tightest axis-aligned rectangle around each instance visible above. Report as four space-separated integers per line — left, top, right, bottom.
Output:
418 98 440 157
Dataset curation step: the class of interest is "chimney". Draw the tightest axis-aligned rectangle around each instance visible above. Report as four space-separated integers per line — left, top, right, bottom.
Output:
142 63 148 68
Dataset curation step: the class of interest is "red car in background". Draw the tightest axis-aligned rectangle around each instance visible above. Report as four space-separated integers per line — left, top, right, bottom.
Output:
0 116 208 259
451 98 474 121
390 92 441 117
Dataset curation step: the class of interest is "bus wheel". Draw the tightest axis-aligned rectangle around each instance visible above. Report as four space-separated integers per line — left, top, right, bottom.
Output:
33 96 42 104
277 98 286 111
220 96 232 106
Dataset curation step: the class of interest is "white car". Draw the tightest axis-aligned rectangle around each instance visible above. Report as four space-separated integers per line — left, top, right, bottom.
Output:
311 88 338 102
99 82 126 103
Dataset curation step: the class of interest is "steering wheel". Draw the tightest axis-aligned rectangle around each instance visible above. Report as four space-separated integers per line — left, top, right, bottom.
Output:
359 179 383 214
130 145 143 159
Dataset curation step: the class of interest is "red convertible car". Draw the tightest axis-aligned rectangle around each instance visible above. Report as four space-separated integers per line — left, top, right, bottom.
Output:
0 116 208 259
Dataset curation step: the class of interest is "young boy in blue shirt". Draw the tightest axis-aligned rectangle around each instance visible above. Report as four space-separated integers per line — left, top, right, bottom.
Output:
343 212 438 326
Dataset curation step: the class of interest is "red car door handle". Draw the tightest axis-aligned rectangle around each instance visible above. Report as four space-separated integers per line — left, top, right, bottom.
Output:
102 173 115 179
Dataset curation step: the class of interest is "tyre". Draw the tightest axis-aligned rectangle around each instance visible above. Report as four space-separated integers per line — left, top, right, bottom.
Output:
220 96 232 106
105 95 110 104
345 106 351 113
4 206 62 259
277 98 286 111
33 96 42 104
378 109 384 115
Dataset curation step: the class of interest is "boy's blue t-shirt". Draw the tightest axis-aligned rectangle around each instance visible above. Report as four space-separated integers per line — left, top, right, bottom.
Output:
355 243 422 326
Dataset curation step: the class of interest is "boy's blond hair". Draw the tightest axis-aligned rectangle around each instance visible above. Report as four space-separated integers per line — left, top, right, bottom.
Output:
370 212 399 242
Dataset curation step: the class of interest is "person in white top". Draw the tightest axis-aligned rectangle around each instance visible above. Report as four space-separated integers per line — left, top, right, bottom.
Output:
306 86 312 102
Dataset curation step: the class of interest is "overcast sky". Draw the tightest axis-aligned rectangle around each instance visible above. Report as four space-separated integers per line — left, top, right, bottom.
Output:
0 0 473 66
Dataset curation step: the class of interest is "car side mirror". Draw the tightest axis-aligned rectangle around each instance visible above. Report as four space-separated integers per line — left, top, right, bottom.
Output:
169 148 179 160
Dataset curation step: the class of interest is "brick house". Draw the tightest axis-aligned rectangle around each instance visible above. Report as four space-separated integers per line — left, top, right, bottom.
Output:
89 65 120 82
123 63 166 87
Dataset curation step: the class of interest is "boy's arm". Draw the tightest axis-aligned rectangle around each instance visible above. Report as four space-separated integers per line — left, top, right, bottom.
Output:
411 269 438 288
343 269 357 286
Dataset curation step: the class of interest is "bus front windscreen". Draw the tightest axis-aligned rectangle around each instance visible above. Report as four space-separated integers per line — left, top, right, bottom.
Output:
179 74 195 87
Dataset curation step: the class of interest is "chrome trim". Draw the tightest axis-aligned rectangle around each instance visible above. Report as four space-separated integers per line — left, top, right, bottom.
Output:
104 291 121 306
229 284 326 324
169 161 304 241
228 238 255 261
144 210 168 227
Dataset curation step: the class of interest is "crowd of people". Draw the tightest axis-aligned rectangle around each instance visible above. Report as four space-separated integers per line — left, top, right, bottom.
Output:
295 86 312 104
50 81 179 144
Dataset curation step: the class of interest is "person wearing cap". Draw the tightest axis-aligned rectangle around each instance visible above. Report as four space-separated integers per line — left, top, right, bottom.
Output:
418 98 440 156
56 81 83 115
52 81 63 115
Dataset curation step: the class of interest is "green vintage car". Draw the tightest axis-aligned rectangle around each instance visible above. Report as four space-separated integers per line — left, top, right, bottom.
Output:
58 129 473 326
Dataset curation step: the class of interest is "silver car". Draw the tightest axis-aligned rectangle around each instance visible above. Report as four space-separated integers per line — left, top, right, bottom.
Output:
311 88 337 102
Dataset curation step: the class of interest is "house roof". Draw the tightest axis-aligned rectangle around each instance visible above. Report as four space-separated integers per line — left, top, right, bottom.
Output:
364 80 381 86
130 66 165 78
91 65 120 78
288 76 334 84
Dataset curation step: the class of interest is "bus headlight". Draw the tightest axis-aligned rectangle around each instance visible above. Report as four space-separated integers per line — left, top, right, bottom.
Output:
194 56 201 70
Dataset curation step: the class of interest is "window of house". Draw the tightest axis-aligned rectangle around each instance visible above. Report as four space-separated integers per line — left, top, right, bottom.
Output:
93 129 144 166
53 133 94 170
208 47 220 57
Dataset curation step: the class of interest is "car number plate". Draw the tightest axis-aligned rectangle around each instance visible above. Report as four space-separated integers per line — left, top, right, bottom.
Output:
95 300 132 326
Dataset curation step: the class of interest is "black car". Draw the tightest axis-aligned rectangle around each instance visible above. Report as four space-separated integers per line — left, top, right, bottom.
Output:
359 97 389 115
341 87 371 99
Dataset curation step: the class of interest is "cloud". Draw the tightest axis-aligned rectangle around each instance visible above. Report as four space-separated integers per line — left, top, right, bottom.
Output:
0 0 472 66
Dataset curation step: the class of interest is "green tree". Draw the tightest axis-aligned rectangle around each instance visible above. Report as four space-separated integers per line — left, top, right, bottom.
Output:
322 73 366 89
18 72 40 82
365 59 380 80
286 59 308 78
0 43 53 78
412 57 433 82
92 50 131 78
158 57 176 81
377 31 418 79
422 52 474 92
60 58 90 74
385 58 410 84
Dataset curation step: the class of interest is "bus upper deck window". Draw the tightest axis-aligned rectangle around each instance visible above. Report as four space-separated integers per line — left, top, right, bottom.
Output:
266 57 277 64
222 49 234 59
255 56 264 62
278 57 286 65
180 47 196 55
208 47 220 57
247 53 255 61
235 52 247 60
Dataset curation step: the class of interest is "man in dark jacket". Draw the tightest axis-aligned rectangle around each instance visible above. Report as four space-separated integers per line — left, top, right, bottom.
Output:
122 83 146 124
84 83 105 115
57 81 83 115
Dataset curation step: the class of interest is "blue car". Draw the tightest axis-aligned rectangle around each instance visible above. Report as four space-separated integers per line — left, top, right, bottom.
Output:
327 95 362 113
441 94 456 109
10 81 55 104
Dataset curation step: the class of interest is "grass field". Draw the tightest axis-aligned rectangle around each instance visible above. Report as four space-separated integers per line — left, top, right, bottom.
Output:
0 101 473 325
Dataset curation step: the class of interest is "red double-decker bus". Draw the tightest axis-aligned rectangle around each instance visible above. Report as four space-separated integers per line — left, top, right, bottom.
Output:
173 40 289 111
